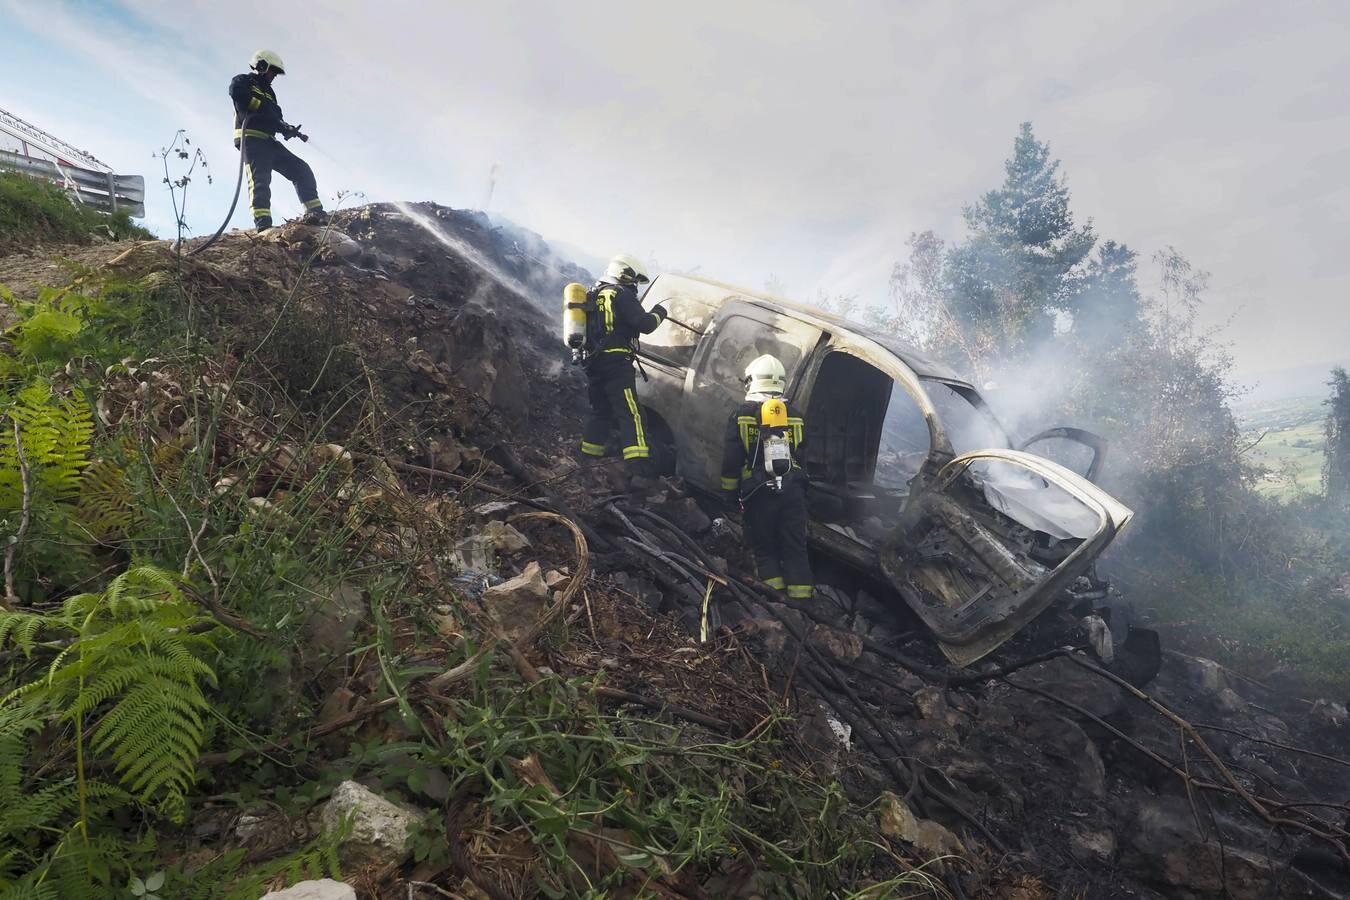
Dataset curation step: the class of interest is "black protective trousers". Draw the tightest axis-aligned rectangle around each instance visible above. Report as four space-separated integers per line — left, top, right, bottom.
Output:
742 477 813 599
580 357 651 470
242 137 322 228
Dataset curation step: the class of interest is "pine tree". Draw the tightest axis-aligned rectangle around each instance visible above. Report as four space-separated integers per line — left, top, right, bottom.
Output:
943 122 1096 366
1072 240 1144 348
1324 366 1350 508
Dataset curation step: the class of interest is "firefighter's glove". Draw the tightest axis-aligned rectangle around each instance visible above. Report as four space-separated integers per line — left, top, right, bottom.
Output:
651 304 669 321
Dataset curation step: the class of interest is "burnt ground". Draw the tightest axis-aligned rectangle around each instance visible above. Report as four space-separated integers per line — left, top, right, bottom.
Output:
1 206 1347 898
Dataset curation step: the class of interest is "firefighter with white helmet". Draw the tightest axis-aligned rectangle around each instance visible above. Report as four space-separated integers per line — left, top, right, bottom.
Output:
721 354 813 600
229 50 326 230
574 254 667 491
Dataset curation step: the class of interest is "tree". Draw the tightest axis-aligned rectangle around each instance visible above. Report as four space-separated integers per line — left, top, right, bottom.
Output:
1324 366 1350 508
942 122 1096 369
881 230 947 350
1071 240 1144 349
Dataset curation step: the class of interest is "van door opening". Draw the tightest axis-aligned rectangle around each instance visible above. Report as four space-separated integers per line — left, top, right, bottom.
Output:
803 351 926 540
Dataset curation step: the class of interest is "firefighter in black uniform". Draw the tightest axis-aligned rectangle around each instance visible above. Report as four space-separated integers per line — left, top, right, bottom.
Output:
578 254 667 486
721 354 814 600
229 50 327 230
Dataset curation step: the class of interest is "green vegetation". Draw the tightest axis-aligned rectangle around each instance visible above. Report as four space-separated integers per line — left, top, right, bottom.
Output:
0 171 153 246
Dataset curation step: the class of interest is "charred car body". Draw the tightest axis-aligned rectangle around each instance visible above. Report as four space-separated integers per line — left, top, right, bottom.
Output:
632 274 1134 665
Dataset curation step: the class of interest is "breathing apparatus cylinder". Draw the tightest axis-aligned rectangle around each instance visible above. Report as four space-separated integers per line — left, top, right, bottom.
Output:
562 282 588 362
759 399 792 490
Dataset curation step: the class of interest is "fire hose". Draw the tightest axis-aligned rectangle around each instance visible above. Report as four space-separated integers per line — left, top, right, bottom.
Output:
188 115 308 257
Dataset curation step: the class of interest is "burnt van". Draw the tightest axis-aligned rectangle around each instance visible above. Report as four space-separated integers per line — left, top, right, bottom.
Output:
632 273 1134 665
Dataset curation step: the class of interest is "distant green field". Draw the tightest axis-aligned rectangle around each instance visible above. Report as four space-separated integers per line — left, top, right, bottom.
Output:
1237 394 1327 500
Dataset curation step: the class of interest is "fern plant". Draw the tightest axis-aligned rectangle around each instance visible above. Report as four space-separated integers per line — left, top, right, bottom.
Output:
0 706 127 897
0 566 221 824
0 382 93 510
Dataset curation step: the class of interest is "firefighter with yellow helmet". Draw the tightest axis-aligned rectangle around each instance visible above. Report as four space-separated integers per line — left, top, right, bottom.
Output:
565 255 667 490
721 354 813 600
229 50 327 230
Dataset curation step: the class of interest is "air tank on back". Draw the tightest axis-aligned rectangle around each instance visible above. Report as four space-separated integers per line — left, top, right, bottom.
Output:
562 282 587 362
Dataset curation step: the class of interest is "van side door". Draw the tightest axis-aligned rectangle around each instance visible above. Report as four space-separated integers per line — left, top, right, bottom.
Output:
683 302 827 491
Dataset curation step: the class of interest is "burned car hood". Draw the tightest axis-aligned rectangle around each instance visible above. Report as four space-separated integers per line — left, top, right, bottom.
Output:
950 448 1134 539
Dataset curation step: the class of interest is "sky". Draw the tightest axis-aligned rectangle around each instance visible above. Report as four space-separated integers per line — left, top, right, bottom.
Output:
3 0 1348 382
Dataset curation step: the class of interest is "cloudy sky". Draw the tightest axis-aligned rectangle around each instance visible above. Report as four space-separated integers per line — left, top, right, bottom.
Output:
3 0 1347 381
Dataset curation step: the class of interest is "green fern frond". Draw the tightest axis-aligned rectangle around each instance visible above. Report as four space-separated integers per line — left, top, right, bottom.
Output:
0 383 93 509
0 611 48 654
73 458 135 542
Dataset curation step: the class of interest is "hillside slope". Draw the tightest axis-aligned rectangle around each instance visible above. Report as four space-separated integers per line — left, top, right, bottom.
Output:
0 207 1345 899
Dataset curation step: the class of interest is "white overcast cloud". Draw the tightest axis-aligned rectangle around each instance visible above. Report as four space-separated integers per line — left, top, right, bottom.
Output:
4 0 1348 377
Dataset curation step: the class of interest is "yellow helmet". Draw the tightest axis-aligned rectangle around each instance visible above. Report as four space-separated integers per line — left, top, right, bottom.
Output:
250 49 286 75
604 254 650 285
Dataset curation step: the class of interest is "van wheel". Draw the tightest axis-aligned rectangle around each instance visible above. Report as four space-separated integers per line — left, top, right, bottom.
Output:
644 410 677 477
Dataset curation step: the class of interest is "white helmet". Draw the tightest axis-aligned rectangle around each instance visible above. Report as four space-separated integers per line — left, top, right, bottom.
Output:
603 253 650 285
744 354 787 396
250 49 286 75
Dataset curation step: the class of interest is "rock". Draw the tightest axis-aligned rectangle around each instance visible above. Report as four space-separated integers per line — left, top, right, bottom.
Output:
1069 827 1115 864
1018 655 1124 718
742 618 788 655
1215 686 1247 714
320 781 421 869
1082 614 1114 662
482 519 531 554
299 583 367 680
427 304 529 416
312 443 354 476
913 686 948 720
481 561 550 641
469 499 518 520
1121 795 1332 899
451 533 495 574
878 791 965 861
261 879 356 900
544 569 569 590
1309 698 1348 728
1187 656 1229 696
660 496 712 535
807 623 864 663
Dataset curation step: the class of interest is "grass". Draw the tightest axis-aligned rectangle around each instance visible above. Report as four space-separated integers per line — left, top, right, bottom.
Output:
0 171 154 246
1238 394 1327 500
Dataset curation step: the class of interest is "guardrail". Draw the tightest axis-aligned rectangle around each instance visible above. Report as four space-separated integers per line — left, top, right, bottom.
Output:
0 150 146 217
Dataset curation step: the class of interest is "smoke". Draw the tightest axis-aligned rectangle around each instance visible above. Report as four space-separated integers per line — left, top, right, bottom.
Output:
390 201 537 301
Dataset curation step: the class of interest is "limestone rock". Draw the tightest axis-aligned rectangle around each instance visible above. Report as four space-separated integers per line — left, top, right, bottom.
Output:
261 880 356 900
1187 656 1229 696
878 791 965 861
320 781 421 869
807 623 864 663
451 533 495 574
913 686 948 720
482 519 531 554
1069 827 1115 864
482 561 550 641
1216 686 1247 714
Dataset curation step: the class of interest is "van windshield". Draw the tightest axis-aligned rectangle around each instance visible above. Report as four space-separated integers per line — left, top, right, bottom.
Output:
921 379 1012 454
